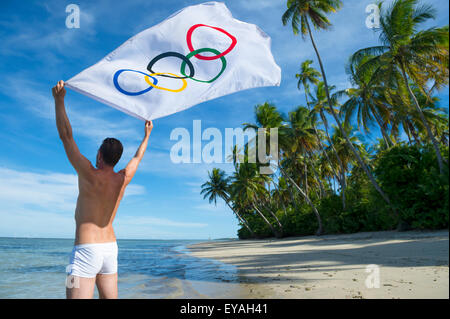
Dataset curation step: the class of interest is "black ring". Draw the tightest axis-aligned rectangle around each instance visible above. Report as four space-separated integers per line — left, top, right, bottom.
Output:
146 52 195 79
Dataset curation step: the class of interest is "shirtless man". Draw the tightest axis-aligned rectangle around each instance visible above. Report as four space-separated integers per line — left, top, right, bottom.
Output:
52 80 153 299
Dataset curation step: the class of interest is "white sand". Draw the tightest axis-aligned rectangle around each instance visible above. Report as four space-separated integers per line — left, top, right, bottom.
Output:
188 230 449 299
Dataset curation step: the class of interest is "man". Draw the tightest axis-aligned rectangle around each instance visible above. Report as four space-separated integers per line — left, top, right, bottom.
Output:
52 80 153 299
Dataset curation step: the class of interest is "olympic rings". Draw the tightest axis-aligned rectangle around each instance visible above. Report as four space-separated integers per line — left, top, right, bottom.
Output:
180 48 227 83
145 73 188 93
113 69 158 96
113 23 238 96
186 24 237 61
146 52 195 79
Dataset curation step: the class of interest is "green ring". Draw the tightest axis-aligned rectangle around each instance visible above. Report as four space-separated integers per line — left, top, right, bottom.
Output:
180 48 227 83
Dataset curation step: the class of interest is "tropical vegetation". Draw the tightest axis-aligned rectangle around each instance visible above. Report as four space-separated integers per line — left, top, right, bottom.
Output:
201 0 449 239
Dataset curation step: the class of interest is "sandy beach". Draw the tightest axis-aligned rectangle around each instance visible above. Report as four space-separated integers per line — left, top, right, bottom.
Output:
188 230 449 299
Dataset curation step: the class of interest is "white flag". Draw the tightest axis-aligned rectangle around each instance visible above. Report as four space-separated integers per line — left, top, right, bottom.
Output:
65 1 281 121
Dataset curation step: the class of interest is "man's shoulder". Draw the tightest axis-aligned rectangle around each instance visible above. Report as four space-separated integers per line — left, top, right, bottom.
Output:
114 170 127 184
77 165 98 182
115 169 130 186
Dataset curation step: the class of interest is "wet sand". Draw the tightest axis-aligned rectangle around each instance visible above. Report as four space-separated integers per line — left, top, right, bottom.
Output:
187 230 449 299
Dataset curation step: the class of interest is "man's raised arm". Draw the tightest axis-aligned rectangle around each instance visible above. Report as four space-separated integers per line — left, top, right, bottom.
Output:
53 80 93 176
121 121 153 185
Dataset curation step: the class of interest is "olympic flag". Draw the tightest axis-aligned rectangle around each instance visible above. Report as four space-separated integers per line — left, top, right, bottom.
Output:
65 2 281 120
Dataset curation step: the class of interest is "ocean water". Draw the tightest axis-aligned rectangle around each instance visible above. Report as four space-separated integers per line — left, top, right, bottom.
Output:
0 237 240 299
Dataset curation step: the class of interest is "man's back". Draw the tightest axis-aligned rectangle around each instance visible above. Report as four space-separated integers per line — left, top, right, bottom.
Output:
75 169 126 244
53 80 153 298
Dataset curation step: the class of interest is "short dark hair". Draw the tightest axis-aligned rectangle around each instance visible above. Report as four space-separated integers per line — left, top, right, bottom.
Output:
99 138 123 166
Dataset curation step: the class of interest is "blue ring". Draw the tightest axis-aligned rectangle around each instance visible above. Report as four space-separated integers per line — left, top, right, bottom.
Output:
113 69 158 96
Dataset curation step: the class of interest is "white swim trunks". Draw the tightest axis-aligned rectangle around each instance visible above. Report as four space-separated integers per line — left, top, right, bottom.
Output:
67 242 118 278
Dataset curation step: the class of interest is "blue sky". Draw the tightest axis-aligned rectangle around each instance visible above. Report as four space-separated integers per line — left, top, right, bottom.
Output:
0 0 448 239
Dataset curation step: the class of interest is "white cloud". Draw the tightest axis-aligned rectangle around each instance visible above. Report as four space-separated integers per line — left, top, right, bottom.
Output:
0 167 78 212
116 216 207 228
0 207 207 239
139 148 235 180
0 1 96 62
0 165 215 239
193 201 232 217
0 75 141 144
0 209 76 238
0 167 146 214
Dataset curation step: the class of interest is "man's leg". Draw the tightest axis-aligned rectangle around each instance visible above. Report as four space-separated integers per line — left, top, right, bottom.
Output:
66 276 96 299
96 273 118 299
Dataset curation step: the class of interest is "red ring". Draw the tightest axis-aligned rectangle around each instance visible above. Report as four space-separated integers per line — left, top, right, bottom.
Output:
186 24 237 61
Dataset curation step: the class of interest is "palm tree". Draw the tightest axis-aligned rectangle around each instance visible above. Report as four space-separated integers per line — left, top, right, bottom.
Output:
387 91 423 145
351 0 449 173
306 150 327 198
243 102 284 131
271 177 291 217
244 104 323 234
243 102 285 175
310 82 348 208
296 60 321 106
296 60 341 190
282 0 393 207
255 172 285 234
286 106 326 196
328 124 364 179
242 103 292 232
338 55 394 148
391 84 449 146
201 168 255 237
230 163 282 238
279 106 324 234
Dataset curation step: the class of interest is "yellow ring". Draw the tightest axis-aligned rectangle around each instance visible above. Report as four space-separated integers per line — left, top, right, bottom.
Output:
145 73 187 93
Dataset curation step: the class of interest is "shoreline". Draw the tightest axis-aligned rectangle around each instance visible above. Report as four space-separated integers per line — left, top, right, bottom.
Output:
187 230 449 299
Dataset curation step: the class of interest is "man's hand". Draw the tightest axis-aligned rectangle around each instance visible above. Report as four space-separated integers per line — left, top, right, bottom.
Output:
52 80 66 102
145 120 153 137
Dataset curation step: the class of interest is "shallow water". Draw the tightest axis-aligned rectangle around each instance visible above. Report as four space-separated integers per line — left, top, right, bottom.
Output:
0 237 239 298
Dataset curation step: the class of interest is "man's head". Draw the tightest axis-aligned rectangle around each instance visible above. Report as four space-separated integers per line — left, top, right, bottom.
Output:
96 138 123 168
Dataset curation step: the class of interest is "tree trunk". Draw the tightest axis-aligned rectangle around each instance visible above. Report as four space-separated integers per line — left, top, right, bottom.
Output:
225 201 255 238
281 201 288 217
257 198 284 233
321 109 347 209
409 122 421 145
371 105 394 148
306 151 327 198
400 63 444 174
272 180 288 217
406 131 412 145
314 126 342 184
305 17 393 208
287 181 300 211
252 202 280 238
279 163 323 235
304 162 308 197
266 207 284 234
305 91 343 187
